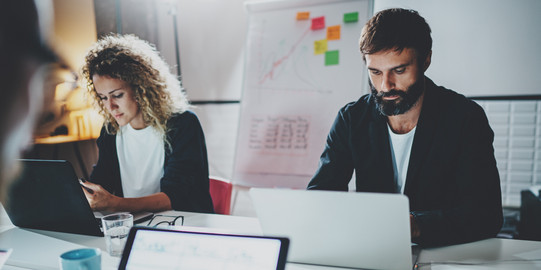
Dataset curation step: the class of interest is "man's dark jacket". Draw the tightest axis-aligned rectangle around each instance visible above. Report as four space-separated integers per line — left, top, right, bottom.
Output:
308 77 503 247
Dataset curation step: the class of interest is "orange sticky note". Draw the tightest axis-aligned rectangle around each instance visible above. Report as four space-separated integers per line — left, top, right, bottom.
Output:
311 16 325 30
314 39 327 55
327 25 341 40
296 11 310 20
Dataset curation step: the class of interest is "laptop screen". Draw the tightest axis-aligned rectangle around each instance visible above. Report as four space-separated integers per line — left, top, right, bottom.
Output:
119 227 289 270
5 159 104 236
250 188 413 270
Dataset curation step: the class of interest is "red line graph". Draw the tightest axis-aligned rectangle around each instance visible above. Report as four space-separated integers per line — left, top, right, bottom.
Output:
258 28 311 85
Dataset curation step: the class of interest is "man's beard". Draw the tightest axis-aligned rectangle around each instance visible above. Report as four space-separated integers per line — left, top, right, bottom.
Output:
370 76 425 116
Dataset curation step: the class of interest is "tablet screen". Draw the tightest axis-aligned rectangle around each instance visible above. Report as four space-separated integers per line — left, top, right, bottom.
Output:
119 227 288 270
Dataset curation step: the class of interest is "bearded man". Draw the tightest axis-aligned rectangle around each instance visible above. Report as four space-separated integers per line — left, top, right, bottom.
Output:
308 8 503 247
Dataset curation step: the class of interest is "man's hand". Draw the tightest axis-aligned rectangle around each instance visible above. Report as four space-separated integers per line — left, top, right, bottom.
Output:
410 214 421 239
80 180 119 211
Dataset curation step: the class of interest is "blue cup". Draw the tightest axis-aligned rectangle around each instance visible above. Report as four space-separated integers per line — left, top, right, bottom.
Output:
59 248 101 270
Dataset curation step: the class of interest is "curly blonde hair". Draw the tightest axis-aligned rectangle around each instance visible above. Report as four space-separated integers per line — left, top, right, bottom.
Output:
82 34 189 147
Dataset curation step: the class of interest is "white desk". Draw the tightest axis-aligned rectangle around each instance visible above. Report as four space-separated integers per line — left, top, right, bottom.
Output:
1 209 540 270
0 209 265 270
417 238 541 269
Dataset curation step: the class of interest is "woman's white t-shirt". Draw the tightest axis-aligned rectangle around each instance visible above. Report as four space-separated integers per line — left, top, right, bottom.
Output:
116 123 165 198
387 124 416 194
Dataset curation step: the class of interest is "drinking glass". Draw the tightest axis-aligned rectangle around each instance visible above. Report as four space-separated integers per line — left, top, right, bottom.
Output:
101 213 133 257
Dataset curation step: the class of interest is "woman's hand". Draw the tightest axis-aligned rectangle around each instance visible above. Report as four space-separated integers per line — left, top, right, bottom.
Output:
80 179 172 212
80 180 119 211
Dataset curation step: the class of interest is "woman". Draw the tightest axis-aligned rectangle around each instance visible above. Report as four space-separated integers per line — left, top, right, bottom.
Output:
81 34 214 213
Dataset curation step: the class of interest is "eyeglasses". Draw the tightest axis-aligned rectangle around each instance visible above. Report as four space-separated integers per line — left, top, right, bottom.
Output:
146 214 184 227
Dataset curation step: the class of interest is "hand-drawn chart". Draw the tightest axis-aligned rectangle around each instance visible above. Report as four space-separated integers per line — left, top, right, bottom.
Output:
248 115 310 154
234 0 372 188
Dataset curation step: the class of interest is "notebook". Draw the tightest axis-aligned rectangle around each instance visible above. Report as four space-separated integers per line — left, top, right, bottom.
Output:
4 159 153 236
118 226 290 270
250 188 413 270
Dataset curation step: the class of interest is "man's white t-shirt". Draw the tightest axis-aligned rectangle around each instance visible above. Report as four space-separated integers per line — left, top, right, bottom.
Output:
116 123 165 198
387 124 416 194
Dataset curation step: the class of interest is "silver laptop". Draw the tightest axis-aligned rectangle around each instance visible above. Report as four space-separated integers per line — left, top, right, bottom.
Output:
250 188 412 270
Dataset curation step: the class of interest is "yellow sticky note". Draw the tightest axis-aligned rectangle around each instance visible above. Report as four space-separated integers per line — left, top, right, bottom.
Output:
314 39 328 55
327 25 341 40
296 12 310 20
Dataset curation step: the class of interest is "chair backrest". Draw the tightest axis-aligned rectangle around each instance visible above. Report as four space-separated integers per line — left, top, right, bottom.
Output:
209 177 233 215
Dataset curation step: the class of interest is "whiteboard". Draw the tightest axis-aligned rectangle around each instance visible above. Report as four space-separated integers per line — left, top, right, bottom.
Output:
233 0 372 188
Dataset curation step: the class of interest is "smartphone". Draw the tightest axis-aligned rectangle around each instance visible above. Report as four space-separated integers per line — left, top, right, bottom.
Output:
79 178 94 194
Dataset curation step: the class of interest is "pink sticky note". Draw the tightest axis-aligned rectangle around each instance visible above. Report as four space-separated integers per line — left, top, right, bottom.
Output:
311 16 325 30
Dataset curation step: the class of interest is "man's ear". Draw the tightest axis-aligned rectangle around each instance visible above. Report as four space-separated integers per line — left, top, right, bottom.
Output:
423 51 432 72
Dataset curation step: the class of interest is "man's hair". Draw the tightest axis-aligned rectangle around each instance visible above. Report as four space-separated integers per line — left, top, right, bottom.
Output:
359 8 432 62
82 34 189 147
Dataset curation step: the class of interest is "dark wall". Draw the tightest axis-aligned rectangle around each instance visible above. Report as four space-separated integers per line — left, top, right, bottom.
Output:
93 0 159 45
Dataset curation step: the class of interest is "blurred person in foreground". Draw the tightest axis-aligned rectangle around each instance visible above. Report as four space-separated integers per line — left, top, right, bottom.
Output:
0 0 59 200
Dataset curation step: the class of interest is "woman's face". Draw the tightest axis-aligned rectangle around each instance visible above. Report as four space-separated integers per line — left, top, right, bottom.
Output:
92 74 145 129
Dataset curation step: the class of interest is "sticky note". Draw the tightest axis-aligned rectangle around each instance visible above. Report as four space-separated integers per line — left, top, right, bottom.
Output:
314 39 327 55
296 11 310 20
311 16 325 30
325 50 339 66
344 12 359 23
327 25 341 40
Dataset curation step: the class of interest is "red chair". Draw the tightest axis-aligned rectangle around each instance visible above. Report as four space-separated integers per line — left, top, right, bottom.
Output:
209 176 233 215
